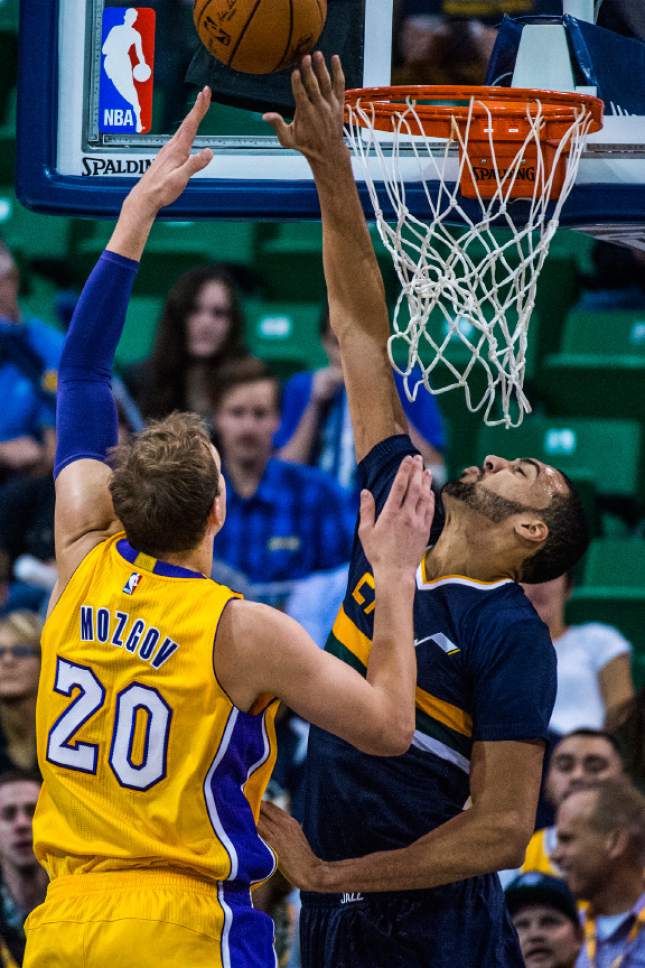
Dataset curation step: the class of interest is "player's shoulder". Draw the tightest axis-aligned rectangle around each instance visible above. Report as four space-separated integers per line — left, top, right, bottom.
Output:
463 580 550 644
357 433 421 503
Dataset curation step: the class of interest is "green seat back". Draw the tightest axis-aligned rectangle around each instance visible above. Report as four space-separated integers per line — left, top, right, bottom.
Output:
561 310 645 357
476 417 641 499
244 302 327 376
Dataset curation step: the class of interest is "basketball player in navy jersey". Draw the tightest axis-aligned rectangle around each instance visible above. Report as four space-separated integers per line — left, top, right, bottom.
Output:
261 54 590 967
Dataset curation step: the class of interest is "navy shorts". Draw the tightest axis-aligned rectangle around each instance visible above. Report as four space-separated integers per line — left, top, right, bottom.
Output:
300 876 524 968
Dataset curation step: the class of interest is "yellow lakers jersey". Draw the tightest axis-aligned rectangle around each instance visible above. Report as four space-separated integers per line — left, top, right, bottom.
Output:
33 533 278 886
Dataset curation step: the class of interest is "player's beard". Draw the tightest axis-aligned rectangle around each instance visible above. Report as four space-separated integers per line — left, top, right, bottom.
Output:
442 479 533 523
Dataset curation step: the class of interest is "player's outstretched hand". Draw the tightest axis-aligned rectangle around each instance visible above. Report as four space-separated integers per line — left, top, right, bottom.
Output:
259 802 324 892
263 52 346 167
128 86 214 216
359 455 434 578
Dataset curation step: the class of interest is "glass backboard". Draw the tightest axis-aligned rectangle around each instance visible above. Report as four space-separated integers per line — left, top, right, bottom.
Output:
16 0 645 247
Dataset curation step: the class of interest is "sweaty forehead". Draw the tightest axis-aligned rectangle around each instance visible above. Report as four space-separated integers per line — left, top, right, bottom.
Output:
541 462 569 495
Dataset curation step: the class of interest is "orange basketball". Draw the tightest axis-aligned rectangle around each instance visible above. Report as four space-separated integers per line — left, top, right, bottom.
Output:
193 0 328 75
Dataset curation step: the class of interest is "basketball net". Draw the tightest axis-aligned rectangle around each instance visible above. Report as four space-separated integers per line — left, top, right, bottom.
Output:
344 90 600 427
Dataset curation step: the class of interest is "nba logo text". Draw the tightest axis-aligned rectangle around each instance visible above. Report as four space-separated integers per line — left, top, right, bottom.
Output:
99 8 156 135
123 573 142 596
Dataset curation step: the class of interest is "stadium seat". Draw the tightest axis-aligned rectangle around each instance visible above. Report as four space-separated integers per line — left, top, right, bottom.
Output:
257 222 397 304
539 309 645 421
244 301 327 378
200 101 268 138
0 188 71 260
0 0 19 32
73 219 258 292
566 538 645 680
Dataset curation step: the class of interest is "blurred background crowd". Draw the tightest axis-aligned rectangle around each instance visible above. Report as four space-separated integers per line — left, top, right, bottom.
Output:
2 0 645 966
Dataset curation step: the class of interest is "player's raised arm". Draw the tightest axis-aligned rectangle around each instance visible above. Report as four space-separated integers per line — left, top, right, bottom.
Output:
265 54 405 462
216 456 434 756
52 89 213 605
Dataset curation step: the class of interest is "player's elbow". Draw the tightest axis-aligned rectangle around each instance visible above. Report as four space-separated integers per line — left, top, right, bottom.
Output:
494 813 533 868
358 716 415 757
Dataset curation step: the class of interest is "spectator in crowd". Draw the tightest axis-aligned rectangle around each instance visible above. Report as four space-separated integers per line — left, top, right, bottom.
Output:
275 308 446 499
611 687 645 793
522 573 634 736
554 780 645 967
124 264 250 426
211 356 354 603
0 614 41 775
505 872 582 968
0 244 62 483
0 771 45 968
0 399 139 617
520 730 625 880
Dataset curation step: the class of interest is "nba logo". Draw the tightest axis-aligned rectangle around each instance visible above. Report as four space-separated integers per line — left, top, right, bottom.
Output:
99 8 156 135
123 572 142 596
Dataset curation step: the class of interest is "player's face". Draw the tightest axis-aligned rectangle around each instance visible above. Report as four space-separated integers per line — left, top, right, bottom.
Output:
0 629 40 701
546 735 623 807
553 790 608 898
512 904 581 968
0 780 39 870
186 281 234 359
214 380 280 467
460 456 567 509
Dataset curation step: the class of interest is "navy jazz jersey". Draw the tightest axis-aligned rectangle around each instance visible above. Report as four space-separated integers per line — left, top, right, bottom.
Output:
302 435 557 965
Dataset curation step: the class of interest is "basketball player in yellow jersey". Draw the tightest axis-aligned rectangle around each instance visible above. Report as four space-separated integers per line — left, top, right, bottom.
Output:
22 90 435 968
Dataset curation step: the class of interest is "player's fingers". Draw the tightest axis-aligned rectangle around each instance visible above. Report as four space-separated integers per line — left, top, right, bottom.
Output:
177 147 213 180
401 458 425 513
331 54 346 101
414 467 432 515
382 456 413 513
358 489 376 533
299 53 323 104
291 67 311 107
168 87 211 154
313 51 333 99
263 112 293 148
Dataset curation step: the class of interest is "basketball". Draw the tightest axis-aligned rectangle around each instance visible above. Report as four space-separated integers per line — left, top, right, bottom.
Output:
193 0 328 75
133 62 151 83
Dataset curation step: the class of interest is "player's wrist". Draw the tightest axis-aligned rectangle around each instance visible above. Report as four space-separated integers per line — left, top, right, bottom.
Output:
372 565 418 592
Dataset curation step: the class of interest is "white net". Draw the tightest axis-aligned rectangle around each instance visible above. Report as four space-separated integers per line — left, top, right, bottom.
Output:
345 93 596 427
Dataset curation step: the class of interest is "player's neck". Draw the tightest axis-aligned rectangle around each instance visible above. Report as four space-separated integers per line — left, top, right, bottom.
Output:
162 534 214 578
425 519 515 583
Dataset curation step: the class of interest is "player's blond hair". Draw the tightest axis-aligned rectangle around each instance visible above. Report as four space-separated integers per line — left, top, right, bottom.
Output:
109 411 220 558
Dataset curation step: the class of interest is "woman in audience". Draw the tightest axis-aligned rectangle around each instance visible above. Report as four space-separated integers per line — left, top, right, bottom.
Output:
124 264 250 426
523 572 635 736
0 612 41 775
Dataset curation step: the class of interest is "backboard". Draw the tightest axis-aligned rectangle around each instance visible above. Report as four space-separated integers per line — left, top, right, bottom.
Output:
16 0 645 245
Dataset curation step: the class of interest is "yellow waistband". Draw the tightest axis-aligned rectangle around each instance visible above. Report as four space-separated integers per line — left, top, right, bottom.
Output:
47 868 220 898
